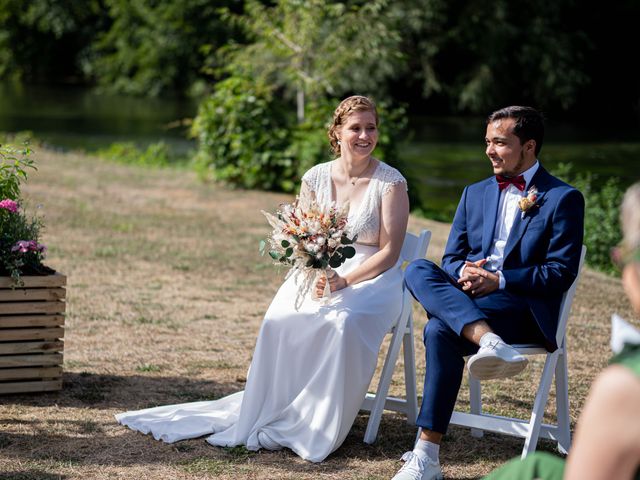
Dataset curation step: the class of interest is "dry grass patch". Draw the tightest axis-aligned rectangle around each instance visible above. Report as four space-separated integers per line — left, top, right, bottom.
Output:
0 149 637 479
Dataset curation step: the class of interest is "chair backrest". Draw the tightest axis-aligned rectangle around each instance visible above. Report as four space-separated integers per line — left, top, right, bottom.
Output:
555 245 587 347
400 229 432 264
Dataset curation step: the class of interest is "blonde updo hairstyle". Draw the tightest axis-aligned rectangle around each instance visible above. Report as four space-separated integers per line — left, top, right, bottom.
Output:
328 95 378 156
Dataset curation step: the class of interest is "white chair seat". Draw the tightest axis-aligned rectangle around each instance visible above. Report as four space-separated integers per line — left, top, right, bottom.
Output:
449 245 587 458
360 229 432 444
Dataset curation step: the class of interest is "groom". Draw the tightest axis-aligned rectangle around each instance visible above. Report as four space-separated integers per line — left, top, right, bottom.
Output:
392 106 585 480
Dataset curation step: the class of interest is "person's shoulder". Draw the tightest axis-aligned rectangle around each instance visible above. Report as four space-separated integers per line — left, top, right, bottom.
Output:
304 160 333 174
376 160 403 177
465 176 495 193
302 160 332 182
376 160 408 190
536 168 583 196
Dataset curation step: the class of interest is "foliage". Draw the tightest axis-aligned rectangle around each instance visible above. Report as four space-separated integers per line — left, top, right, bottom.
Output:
0 145 49 283
0 0 235 96
0 143 36 200
0 204 47 283
90 0 235 97
96 141 179 167
552 163 624 275
285 98 335 181
191 75 297 192
216 0 404 121
2 0 639 118
0 0 105 82
393 0 591 113
193 0 420 200
191 72 417 200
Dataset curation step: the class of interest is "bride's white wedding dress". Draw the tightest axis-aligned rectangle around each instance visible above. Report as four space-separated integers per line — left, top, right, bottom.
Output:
116 160 407 462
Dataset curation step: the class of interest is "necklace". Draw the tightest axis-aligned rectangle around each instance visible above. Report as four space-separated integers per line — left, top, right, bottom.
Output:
348 158 372 186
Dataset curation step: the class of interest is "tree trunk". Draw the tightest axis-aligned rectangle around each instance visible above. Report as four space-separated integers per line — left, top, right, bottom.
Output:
297 87 305 123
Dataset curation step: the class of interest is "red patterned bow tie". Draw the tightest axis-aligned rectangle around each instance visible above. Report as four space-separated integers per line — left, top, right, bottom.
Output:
496 174 526 191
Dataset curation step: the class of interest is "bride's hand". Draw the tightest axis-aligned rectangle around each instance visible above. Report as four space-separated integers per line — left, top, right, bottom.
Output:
315 270 348 296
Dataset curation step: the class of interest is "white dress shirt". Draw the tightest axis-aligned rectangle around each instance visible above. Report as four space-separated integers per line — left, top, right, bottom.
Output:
460 161 539 289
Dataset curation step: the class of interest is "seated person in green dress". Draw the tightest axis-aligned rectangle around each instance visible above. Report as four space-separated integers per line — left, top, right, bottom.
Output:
485 182 640 480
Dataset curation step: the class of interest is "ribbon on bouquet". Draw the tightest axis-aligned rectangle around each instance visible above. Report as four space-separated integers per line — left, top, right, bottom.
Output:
288 267 334 310
319 268 334 303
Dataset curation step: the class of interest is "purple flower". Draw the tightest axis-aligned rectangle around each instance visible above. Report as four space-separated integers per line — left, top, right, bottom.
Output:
0 199 19 213
11 240 47 257
11 240 32 253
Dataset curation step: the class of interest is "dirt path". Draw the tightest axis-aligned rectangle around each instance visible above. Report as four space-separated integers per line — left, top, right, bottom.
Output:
0 149 636 479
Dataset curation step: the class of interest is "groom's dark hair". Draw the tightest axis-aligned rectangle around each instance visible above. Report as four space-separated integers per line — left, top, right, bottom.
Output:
487 106 545 156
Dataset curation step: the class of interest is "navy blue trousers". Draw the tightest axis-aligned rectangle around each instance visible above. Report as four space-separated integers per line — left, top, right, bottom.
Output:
405 259 544 434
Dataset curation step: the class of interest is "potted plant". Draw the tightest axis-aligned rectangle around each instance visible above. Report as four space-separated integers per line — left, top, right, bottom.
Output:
0 143 65 394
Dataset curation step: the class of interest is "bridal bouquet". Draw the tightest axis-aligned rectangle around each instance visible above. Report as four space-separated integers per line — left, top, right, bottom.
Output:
260 197 357 308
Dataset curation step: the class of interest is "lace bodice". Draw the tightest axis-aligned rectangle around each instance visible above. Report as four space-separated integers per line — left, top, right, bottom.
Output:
302 160 407 246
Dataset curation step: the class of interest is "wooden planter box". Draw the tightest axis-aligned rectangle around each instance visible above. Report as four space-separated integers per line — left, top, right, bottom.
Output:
0 273 66 394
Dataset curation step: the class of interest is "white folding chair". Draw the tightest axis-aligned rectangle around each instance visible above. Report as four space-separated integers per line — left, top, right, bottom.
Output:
449 245 587 458
361 229 432 444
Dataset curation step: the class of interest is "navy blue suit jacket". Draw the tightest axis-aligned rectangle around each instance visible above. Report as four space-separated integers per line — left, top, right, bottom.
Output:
442 166 585 350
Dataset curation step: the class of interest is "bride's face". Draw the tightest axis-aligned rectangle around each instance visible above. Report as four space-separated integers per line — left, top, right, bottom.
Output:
338 111 378 161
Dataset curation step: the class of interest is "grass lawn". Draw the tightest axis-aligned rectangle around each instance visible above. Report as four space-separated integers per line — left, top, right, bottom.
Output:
0 148 636 479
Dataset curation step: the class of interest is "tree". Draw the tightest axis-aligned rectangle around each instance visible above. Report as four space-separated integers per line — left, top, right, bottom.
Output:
192 0 412 196
0 0 105 83
90 0 235 97
218 0 404 122
393 0 591 114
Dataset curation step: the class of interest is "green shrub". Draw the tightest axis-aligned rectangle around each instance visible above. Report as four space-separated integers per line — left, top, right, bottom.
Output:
552 163 624 275
191 75 297 192
286 99 335 187
0 144 50 283
0 142 35 200
96 141 174 167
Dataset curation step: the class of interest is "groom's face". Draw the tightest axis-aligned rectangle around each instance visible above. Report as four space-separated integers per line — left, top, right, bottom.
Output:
485 118 530 177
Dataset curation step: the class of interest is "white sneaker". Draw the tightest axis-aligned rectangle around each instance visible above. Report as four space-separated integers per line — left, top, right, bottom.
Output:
391 451 443 480
257 431 282 451
467 340 528 380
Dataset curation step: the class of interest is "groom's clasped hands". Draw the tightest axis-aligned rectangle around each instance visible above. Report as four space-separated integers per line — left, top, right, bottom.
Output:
459 258 500 297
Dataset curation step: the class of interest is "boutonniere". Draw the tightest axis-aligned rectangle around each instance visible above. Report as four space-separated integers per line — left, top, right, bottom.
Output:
519 185 539 219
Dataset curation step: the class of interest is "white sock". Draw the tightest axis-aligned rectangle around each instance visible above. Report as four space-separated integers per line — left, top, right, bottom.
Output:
413 438 439 463
479 332 503 348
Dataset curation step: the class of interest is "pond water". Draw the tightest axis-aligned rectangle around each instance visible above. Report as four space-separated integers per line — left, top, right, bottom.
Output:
400 115 640 218
0 82 196 154
1 83 638 219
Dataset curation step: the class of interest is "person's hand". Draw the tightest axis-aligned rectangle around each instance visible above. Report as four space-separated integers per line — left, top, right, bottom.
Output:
458 259 499 297
315 270 348 297
458 259 487 290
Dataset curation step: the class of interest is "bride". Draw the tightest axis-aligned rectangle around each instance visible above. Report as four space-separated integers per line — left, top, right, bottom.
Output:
116 95 410 462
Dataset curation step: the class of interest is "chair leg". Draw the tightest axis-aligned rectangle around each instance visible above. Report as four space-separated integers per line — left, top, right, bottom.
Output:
403 313 418 424
521 352 559 458
555 349 572 455
469 375 484 438
364 301 410 444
